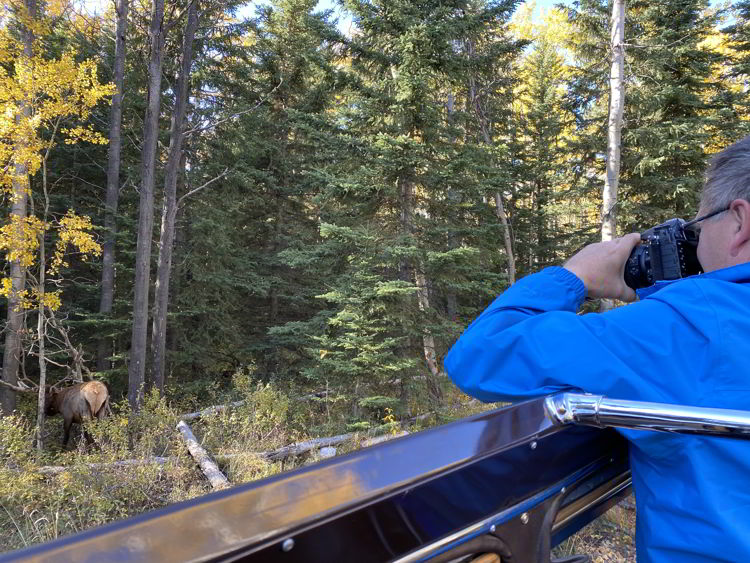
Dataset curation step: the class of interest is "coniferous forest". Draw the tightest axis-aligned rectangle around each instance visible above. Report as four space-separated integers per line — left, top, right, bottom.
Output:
0 0 749 553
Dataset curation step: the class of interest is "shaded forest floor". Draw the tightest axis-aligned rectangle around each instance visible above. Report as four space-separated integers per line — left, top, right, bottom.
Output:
557 501 636 562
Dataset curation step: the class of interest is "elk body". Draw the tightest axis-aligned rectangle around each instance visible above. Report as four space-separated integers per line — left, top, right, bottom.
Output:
45 381 111 446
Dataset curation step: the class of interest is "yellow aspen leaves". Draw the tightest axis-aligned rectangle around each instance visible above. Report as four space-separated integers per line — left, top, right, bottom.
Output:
0 212 99 311
0 18 114 197
0 1 111 313
0 216 44 268
49 212 101 276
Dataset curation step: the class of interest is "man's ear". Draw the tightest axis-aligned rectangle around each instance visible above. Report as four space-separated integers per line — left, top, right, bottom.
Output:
728 199 750 258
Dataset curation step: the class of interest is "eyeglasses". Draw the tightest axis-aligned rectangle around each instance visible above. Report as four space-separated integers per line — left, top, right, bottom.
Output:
683 206 730 238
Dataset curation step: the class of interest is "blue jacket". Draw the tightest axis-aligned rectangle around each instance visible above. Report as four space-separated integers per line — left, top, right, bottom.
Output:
444 264 750 562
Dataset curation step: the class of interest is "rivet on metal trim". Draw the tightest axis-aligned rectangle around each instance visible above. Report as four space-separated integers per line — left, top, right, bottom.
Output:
520 512 529 525
282 538 295 552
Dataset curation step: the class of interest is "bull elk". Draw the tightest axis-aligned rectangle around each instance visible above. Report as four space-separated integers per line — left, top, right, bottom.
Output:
45 381 112 446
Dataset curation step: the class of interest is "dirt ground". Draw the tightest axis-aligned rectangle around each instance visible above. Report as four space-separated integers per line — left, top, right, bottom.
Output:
553 497 637 562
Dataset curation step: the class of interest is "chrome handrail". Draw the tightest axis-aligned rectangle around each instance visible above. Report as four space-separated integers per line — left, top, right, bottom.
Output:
545 392 750 439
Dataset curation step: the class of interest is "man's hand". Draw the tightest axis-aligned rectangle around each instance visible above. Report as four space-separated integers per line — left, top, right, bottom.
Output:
563 233 642 303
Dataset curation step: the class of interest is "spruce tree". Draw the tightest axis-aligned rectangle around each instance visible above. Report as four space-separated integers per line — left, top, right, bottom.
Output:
168 0 340 382
619 0 725 225
308 0 521 410
726 1 750 138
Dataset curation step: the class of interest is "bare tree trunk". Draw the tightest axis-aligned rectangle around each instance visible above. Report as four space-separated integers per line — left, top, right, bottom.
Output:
415 269 442 401
168 164 186 355
36 298 46 449
97 0 129 372
400 177 443 402
601 0 626 312
2 186 27 416
151 0 198 394
2 0 36 416
35 156 52 450
128 0 167 411
468 57 516 285
493 193 516 284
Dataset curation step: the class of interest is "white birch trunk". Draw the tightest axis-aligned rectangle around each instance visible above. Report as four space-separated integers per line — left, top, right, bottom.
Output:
494 192 516 284
415 268 443 401
601 0 626 312
35 158 51 451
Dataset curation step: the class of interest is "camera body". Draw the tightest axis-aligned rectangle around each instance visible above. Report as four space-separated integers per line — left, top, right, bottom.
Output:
624 218 703 290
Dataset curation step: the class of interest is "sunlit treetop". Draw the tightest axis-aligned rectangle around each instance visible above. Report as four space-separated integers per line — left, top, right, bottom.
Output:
0 0 114 197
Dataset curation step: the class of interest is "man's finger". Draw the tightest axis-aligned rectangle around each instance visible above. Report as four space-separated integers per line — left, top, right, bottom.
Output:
622 232 642 248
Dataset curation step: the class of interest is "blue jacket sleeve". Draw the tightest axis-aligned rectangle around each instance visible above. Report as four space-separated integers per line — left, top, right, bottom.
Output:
443 267 714 404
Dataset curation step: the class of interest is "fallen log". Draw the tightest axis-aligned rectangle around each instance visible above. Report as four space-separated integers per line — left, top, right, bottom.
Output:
262 413 431 461
264 434 352 462
361 431 409 448
176 420 230 490
35 413 435 476
217 413 433 463
38 457 170 475
179 391 330 421
179 400 246 421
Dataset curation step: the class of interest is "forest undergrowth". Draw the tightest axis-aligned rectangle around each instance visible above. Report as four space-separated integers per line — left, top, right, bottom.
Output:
0 370 635 558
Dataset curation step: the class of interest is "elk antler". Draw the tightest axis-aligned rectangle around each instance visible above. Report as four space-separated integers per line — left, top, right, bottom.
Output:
48 374 76 393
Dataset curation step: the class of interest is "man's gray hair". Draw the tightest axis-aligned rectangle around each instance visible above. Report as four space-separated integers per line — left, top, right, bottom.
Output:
701 135 750 213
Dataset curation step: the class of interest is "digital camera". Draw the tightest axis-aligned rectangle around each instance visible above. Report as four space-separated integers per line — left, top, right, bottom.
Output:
624 218 703 290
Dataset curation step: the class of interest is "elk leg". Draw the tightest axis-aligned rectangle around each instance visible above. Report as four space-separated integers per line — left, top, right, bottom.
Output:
95 399 109 420
63 418 73 446
81 411 94 445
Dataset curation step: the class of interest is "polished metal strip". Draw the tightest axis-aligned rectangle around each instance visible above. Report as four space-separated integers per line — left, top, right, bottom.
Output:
551 472 632 534
545 393 750 438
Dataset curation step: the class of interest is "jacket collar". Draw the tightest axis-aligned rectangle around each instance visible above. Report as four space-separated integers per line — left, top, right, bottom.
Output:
636 262 750 299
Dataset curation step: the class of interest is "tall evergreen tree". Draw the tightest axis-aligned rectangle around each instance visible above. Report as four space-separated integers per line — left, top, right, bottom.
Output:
726 1 750 138
166 0 340 383
507 6 579 273
309 0 521 408
567 0 730 241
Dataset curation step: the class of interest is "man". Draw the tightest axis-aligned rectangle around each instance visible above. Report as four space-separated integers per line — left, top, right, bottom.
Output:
444 135 750 563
